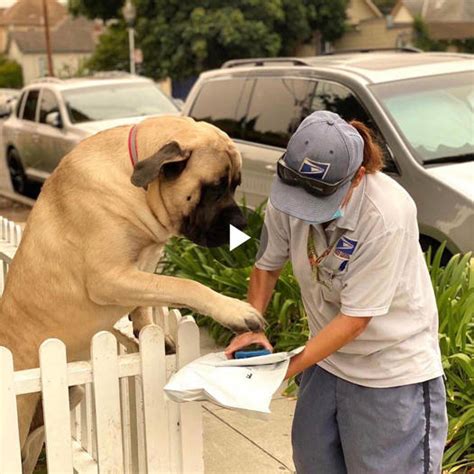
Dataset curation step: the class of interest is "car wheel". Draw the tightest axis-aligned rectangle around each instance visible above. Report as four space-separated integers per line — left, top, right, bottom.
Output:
419 235 453 267
7 148 28 195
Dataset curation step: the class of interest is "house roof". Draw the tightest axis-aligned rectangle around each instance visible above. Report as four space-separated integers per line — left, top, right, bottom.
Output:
427 21 474 40
425 0 474 39
0 0 66 27
363 0 383 18
8 16 95 53
347 0 383 25
391 0 474 39
425 0 474 21
391 0 424 19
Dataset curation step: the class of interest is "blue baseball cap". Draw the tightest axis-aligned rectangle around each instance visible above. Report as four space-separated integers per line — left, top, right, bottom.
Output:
270 111 364 224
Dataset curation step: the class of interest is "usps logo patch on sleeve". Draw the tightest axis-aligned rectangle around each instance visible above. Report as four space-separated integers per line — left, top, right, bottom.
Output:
334 236 358 271
299 158 330 179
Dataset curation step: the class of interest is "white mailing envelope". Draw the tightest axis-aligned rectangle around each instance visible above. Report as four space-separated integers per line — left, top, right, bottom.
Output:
164 347 303 414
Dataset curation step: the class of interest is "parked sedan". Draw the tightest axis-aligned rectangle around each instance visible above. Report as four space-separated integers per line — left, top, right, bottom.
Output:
0 88 20 118
183 51 474 255
2 74 179 195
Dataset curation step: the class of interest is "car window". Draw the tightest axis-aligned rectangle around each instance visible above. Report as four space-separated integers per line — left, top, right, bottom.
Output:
371 71 473 165
310 80 397 173
22 89 40 122
311 81 371 124
244 78 317 148
39 89 60 124
189 78 248 139
63 82 178 124
16 92 27 118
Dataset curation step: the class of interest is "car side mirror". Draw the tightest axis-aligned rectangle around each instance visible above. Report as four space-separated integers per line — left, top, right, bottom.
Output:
45 111 62 128
0 103 11 118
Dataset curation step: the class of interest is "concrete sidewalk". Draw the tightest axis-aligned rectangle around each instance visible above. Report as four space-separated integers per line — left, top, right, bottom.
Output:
199 328 296 473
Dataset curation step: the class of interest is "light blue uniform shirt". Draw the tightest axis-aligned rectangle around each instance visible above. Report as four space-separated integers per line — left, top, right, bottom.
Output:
256 173 443 388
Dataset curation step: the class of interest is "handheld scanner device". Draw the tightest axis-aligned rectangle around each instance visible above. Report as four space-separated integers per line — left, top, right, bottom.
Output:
234 345 272 359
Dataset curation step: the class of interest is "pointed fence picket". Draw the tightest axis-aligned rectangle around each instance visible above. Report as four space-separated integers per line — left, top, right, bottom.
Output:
0 347 22 473
0 216 22 293
139 325 169 473
40 339 74 472
92 331 125 471
0 216 204 473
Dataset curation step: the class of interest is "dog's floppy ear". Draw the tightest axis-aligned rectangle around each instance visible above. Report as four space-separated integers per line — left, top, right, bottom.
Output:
131 141 190 188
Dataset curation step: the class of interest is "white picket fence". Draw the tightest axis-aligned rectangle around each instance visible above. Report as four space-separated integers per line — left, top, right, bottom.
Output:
0 216 204 473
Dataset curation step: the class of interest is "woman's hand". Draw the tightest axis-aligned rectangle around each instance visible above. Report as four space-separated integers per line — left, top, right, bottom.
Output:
224 332 273 359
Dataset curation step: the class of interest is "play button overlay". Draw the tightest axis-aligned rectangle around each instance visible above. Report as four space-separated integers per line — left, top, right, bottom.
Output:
206 205 263 268
229 224 251 251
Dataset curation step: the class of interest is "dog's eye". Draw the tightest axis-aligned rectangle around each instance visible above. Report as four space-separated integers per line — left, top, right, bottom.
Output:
210 185 226 197
161 160 187 180
214 178 229 196
203 180 228 200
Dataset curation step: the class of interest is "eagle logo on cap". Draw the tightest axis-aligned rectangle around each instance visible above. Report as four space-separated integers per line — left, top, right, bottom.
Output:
299 158 330 179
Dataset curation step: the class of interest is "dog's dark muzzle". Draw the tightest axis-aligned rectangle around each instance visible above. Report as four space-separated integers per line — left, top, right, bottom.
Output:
182 204 247 248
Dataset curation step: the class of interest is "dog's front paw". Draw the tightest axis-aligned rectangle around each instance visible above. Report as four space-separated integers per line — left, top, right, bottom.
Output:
211 296 265 334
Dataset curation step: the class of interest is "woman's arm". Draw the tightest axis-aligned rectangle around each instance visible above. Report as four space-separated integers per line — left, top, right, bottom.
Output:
224 266 281 357
248 266 282 314
285 314 371 379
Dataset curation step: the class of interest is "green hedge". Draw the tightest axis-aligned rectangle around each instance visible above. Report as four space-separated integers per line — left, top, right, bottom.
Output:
428 244 474 472
0 56 23 88
162 203 473 472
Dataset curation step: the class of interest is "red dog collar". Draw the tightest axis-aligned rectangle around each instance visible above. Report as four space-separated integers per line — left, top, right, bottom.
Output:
128 125 139 167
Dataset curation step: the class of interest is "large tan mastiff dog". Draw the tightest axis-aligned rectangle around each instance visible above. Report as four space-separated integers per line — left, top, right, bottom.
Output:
0 116 264 469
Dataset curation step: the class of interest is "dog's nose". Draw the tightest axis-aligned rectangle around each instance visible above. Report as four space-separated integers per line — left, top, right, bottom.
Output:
229 210 247 231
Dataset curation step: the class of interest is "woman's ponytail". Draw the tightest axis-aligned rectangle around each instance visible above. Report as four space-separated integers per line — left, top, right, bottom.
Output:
350 120 384 174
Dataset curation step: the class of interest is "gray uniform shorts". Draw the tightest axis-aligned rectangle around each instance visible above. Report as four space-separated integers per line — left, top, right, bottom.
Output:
292 365 448 474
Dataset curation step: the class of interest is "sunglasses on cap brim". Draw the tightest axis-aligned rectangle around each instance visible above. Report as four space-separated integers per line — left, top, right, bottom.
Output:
277 157 353 197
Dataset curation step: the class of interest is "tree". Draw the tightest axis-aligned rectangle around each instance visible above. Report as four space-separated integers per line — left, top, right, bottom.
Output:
413 16 474 54
85 23 130 72
79 0 348 80
305 0 348 43
0 56 23 88
413 16 446 52
69 0 123 21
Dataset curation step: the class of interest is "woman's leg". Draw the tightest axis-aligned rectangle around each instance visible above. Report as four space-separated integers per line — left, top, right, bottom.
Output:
292 365 347 474
336 376 448 474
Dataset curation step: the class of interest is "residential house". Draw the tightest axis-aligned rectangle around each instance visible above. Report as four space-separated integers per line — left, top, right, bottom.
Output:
1 0 98 84
391 0 474 41
298 0 472 56
0 0 66 53
332 0 415 51
6 15 97 83
295 0 415 56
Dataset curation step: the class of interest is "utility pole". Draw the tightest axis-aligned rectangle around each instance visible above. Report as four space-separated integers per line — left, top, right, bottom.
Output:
122 1 136 75
42 0 54 76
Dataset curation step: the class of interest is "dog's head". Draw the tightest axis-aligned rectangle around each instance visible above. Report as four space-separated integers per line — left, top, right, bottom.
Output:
130 117 245 247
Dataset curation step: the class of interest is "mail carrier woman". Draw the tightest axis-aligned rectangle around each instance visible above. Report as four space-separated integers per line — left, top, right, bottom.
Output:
226 111 447 473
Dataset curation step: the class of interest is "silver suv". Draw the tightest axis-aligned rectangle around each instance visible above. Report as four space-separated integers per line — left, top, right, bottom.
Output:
2 74 179 195
183 52 474 255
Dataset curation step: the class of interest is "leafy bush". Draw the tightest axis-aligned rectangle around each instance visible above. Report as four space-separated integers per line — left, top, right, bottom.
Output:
162 203 308 349
426 245 473 473
85 23 130 73
0 56 23 88
162 204 473 472
413 16 474 54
